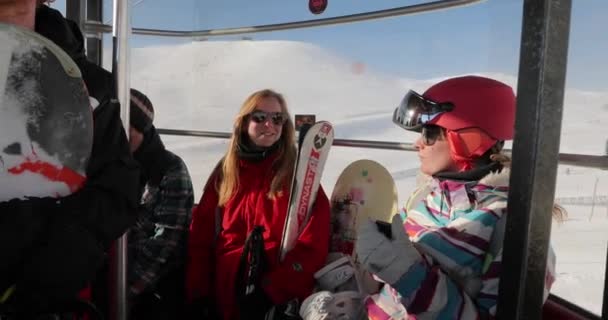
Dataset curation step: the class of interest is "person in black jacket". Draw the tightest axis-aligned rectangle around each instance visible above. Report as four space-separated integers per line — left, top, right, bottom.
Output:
127 89 194 319
0 0 140 314
35 0 141 248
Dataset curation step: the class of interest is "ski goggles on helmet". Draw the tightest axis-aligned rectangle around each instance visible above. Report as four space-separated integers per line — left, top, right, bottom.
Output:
392 90 454 131
249 110 287 126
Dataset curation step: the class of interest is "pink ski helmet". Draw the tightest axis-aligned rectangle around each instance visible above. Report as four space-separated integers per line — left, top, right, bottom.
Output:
422 75 516 140
393 76 516 141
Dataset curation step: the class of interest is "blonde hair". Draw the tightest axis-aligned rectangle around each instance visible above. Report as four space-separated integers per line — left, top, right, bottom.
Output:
489 153 567 223
217 89 296 206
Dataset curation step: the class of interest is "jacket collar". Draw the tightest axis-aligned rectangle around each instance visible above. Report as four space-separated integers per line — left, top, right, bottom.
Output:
238 150 280 170
416 163 510 189
477 167 510 188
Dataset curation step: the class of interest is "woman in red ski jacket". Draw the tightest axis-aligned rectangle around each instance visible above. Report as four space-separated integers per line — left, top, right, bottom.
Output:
186 89 330 319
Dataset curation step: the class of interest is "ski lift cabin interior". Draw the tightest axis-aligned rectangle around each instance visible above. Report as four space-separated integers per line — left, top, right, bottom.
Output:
60 0 608 319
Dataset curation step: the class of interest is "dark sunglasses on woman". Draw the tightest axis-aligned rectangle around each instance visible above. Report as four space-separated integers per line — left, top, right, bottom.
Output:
249 110 287 126
421 125 444 146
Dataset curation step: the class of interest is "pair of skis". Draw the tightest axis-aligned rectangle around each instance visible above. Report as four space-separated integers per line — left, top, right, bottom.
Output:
278 121 399 261
279 121 334 261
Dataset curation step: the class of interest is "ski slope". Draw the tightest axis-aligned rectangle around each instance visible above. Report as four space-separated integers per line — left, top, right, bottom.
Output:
122 40 608 314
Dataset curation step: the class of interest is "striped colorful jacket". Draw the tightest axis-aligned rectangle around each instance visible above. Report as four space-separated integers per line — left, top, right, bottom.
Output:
366 169 556 319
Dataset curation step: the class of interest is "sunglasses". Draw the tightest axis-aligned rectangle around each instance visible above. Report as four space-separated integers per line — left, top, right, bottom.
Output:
392 90 454 131
248 110 287 126
420 125 444 146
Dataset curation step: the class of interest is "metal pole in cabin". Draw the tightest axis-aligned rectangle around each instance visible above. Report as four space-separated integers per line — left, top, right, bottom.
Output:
66 0 103 67
604 246 608 319
110 0 131 319
65 0 85 29
604 128 608 319
496 1 572 319
86 0 103 66
84 0 487 38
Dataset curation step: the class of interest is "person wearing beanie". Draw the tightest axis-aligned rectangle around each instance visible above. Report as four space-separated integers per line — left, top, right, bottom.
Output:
127 89 194 319
354 76 562 319
186 89 330 319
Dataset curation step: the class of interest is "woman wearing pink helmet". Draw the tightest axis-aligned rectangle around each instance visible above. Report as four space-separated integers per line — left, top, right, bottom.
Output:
356 75 560 319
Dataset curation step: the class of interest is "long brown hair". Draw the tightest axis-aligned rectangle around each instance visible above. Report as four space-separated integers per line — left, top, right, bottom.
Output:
217 89 297 206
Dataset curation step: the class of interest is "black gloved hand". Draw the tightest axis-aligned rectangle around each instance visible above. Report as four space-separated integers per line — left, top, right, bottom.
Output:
185 297 218 320
265 299 302 320
241 288 273 319
0 197 58 215
0 197 58 275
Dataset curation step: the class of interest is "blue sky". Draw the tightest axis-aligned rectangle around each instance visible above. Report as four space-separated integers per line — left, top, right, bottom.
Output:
52 0 607 91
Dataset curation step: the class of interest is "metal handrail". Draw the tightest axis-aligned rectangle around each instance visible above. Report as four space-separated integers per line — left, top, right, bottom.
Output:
110 0 130 319
84 0 485 38
156 128 416 151
156 128 608 170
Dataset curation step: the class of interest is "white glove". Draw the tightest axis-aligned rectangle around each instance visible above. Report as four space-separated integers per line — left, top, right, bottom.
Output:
299 291 364 320
355 214 422 285
314 254 362 293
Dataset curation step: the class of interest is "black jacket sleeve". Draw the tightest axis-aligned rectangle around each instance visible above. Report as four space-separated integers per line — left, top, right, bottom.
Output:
59 92 141 248
35 4 142 248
